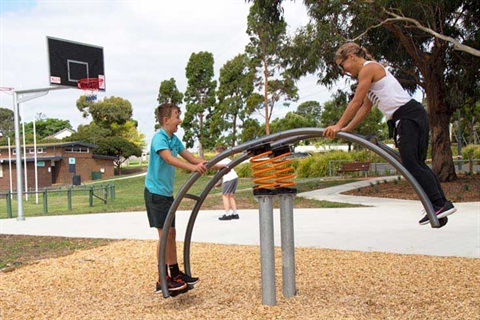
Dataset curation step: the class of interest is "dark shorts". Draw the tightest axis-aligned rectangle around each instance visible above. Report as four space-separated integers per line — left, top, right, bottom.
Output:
144 188 175 229
222 178 238 195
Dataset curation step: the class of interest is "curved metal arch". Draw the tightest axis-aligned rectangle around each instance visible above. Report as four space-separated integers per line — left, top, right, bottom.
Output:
158 128 439 297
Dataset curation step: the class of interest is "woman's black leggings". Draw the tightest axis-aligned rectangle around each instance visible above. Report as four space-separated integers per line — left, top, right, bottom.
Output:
395 117 446 206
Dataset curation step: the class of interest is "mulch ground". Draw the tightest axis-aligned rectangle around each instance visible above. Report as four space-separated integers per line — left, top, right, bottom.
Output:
343 174 480 202
1 241 479 319
1 174 479 319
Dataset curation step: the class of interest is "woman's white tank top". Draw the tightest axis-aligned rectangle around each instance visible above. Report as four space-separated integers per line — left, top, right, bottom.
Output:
365 61 412 119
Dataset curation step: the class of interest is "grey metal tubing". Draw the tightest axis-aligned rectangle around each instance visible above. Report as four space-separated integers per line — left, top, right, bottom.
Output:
182 152 251 276
279 193 296 298
257 195 276 306
159 128 440 297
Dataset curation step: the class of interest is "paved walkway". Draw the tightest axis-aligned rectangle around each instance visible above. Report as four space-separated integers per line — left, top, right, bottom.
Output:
1 176 479 258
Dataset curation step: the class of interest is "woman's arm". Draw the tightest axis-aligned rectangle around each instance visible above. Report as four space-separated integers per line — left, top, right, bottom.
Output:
342 97 373 132
323 63 378 138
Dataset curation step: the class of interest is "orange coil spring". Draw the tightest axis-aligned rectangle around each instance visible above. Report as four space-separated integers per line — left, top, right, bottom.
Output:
271 152 297 188
250 150 276 190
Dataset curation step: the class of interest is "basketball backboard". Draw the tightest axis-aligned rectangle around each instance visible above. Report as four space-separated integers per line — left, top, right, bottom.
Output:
47 36 105 91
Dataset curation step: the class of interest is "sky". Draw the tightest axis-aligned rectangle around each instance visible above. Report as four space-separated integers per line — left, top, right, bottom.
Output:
0 0 340 149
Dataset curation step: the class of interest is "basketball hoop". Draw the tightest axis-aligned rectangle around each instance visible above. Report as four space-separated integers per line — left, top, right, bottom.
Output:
77 78 103 102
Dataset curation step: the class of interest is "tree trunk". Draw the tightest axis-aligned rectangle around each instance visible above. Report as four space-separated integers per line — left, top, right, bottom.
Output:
198 112 204 158
263 58 270 135
424 68 457 182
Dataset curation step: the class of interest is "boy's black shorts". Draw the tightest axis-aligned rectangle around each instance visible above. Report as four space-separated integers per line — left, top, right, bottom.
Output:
144 188 176 228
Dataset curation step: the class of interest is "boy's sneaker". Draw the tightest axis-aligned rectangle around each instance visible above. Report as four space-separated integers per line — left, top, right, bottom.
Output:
419 201 456 225
219 214 232 221
231 214 239 219
155 276 187 295
174 271 199 285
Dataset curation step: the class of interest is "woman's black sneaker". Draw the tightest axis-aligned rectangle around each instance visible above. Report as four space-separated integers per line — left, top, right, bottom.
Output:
419 201 456 225
218 214 232 221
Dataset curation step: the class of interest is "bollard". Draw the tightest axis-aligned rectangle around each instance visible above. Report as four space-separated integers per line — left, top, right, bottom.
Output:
89 186 93 207
43 188 48 214
67 188 72 211
6 191 12 218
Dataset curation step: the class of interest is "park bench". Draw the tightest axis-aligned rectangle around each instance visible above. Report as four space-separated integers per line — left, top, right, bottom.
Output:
337 161 371 177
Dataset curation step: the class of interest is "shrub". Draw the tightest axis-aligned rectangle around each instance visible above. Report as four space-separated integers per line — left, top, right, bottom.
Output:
235 162 252 178
462 144 480 173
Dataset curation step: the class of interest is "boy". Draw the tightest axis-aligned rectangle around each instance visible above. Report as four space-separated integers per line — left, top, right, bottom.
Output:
145 102 224 296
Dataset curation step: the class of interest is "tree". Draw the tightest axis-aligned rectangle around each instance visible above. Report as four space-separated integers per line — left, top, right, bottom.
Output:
72 96 146 168
157 78 184 105
262 0 479 181
217 54 256 147
245 0 298 135
269 111 316 134
296 101 322 124
94 136 142 174
22 118 73 144
88 96 132 126
183 51 217 157
0 107 15 142
156 78 184 130
238 118 262 144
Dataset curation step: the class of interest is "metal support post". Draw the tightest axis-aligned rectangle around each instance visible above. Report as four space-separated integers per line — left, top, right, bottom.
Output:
278 192 296 298
256 194 276 306
12 92 25 220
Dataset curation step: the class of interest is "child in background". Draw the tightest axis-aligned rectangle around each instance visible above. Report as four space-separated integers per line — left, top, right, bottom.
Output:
215 146 240 221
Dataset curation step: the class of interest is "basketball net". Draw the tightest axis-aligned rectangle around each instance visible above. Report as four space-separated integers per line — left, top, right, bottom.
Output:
77 77 104 102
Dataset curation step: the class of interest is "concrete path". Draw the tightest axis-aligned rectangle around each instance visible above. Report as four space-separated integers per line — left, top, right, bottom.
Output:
1 177 479 258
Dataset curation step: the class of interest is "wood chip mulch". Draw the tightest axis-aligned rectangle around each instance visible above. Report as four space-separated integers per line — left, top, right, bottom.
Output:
1 240 479 320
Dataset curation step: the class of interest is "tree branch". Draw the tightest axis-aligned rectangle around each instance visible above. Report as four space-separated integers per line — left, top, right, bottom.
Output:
349 9 480 57
383 10 480 57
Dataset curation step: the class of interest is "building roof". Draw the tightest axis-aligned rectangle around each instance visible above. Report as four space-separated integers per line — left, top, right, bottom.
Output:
44 128 75 140
0 141 98 150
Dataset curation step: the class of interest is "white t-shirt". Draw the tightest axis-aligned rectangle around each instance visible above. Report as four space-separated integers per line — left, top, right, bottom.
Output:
365 61 412 120
218 157 238 182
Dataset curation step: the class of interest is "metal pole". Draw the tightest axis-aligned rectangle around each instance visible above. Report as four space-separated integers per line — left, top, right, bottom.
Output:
10 86 70 220
33 117 39 204
457 108 462 171
12 92 24 220
257 194 276 306
21 105 28 201
7 137 13 199
279 193 296 298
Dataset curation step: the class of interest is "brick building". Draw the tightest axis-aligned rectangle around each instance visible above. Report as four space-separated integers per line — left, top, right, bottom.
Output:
0 141 115 192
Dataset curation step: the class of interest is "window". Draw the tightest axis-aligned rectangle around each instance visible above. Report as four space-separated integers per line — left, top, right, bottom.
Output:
65 147 89 153
28 148 44 154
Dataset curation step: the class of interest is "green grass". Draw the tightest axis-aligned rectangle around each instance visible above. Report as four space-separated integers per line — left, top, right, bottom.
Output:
0 172 361 219
0 234 115 270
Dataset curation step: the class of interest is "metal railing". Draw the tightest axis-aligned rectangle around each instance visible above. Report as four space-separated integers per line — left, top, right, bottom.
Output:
1 184 115 218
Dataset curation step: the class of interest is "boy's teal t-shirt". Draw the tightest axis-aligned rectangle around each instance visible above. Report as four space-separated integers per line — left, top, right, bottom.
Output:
145 128 185 196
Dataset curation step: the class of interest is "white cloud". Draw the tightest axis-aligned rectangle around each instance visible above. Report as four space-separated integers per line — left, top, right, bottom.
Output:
1 0 337 149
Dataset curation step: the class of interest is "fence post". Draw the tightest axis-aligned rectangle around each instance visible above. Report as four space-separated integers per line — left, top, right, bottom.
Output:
6 191 12 218
110 184 115 200
89 186 94 207
68 187 72 211
104 185 108 203
43 188 48 214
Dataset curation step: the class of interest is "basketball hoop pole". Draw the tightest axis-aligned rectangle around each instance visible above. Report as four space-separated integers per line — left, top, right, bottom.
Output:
12 86 70 221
